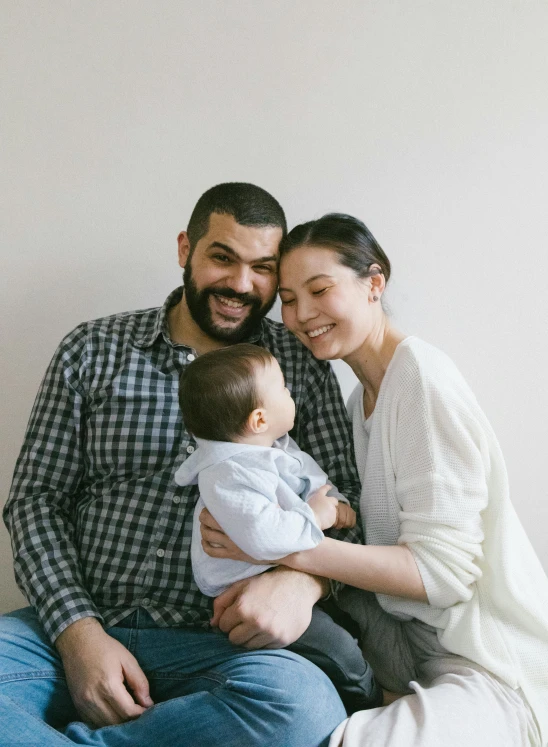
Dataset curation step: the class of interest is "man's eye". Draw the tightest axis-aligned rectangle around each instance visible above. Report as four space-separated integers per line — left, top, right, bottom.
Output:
254 265 275 274
213 254 230 263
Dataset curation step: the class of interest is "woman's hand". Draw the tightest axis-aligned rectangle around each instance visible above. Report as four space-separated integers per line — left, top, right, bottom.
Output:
199 508 268 564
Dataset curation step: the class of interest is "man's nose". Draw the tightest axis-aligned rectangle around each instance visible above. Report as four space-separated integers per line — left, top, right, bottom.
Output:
225 265 254 294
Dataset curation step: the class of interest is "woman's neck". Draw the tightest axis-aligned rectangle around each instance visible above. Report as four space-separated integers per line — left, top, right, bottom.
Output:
344 320 406 418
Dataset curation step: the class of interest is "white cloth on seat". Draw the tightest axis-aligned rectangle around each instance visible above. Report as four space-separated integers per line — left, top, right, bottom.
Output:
330 665 536 747
330 587 540 746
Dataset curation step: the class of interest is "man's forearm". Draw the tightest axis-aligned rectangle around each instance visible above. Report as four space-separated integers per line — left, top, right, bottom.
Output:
7 502 102 643
55 616 104 655
270 565 330 600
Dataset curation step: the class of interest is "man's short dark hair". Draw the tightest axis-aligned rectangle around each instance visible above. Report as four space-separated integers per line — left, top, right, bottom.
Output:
179 343 275 442
186 182 287 250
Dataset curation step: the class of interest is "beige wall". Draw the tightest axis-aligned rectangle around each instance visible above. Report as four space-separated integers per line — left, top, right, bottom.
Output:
2 0 548 613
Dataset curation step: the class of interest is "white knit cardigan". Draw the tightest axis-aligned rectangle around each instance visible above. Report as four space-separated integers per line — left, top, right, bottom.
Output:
347 337 548 742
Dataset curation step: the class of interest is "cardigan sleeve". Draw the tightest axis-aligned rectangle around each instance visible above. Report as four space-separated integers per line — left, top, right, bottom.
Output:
392 355 490 608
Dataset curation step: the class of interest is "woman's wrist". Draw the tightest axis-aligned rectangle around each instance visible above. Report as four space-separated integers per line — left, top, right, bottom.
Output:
280 551 304 571
280 542 326 574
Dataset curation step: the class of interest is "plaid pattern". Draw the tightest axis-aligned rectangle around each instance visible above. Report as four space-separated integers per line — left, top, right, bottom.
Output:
4 287 362 642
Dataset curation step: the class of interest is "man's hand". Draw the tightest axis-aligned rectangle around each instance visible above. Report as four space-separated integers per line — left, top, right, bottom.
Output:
333 502 357 530
210 567 328 649
55 617 153 727
307 485 339 530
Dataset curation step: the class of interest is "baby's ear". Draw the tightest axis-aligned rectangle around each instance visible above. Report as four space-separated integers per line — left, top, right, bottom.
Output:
247 408 268 434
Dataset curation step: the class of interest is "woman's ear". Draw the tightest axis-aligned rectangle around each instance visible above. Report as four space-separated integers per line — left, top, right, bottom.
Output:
369 264 386 301
247 408 269 434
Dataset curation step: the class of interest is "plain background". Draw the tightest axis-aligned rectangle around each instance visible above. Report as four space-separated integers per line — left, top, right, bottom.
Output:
1 1 547 614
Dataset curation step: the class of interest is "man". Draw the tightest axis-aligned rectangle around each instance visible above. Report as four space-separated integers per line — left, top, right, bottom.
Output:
2 183 362 746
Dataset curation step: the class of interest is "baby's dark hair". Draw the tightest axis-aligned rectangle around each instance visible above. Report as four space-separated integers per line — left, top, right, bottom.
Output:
179 343 275 442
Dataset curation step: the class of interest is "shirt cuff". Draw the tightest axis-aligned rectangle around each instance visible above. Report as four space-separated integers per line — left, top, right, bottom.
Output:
37 592 104 644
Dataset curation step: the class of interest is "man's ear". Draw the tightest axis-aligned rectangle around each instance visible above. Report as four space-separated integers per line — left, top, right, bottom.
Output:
247 408 269 435
178 231 191 269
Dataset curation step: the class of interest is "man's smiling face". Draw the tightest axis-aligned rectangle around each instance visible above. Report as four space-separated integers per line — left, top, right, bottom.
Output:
178 213 282 343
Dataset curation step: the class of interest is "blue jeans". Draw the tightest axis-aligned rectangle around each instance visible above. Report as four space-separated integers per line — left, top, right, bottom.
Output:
0 607 346 746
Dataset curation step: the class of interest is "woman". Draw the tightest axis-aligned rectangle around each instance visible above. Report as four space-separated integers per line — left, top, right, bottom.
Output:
202 213 548 746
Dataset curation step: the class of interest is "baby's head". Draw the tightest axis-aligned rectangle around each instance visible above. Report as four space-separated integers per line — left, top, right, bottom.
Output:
179 343 296 445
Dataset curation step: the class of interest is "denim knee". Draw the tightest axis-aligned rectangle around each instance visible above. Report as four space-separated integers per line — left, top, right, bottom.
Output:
215 648 346 746
0 607 62 677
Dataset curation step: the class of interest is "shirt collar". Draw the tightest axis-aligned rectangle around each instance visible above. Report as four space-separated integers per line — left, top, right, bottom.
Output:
134 286 265 349
134 286 184 349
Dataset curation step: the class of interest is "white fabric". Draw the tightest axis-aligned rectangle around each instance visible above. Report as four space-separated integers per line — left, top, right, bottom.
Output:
331 587 539 746
338 337 548 746
330 667 536 747
174 434 343 596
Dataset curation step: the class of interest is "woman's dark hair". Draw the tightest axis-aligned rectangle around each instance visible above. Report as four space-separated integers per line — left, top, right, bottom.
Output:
280 213 391 284
179 343 275 442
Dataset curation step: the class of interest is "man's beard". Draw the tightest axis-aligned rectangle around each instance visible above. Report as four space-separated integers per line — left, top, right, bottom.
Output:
183 262 276 343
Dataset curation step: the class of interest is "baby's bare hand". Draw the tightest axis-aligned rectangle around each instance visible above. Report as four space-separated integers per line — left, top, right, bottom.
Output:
307 486 339 530
333 502 357 530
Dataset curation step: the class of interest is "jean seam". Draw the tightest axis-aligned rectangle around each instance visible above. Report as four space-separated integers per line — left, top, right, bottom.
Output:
0 670 65 684
126 624 137 653
2 693 75 744
146 670 227 686
81 685 230 734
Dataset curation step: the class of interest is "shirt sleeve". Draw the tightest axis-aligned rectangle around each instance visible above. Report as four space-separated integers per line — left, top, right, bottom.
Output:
198 461 325 561
393 358 488 609
293 357 363 546
3 326 102 642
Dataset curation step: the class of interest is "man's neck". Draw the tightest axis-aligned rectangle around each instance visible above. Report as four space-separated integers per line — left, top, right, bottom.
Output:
167 294 228 355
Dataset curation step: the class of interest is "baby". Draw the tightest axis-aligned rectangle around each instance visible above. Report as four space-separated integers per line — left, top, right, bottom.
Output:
175 343 381 713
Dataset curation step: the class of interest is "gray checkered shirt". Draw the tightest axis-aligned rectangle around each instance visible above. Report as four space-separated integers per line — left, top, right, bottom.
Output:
4 287 362 642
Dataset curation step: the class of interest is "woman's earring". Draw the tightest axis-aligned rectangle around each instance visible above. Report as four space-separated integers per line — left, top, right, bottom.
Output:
372 295 379 302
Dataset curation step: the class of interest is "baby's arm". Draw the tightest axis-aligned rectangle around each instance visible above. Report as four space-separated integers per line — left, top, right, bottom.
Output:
199 462 324 561
282 437 357 531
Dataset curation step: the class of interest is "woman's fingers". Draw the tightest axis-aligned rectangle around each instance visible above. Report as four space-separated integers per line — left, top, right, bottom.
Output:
199 507 224 532
202 538 236 557
201 524 230 547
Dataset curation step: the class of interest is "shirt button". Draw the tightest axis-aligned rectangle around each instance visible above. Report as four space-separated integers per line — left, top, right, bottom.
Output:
172 496 181 504
186 445 195 454
156 548 165 558
187 353 196 362
142 598 150 605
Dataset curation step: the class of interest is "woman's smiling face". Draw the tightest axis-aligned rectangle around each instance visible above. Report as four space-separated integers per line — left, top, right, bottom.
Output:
279 245 376 361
